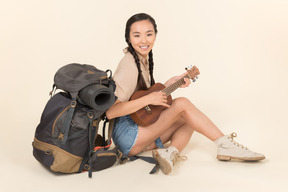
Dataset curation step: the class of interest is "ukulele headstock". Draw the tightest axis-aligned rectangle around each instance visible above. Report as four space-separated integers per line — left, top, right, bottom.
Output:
186 65 200 82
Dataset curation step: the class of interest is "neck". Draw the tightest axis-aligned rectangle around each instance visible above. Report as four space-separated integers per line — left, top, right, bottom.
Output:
137 52 148 60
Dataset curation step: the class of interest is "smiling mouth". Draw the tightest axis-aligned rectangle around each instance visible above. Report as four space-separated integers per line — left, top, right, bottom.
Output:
140 45 149 50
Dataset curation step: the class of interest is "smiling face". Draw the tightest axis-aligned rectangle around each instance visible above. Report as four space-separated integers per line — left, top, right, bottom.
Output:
129 20 156 59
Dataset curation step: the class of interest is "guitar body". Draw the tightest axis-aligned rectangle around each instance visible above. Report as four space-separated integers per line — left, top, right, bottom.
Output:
129 65 200 127
129 83 172 127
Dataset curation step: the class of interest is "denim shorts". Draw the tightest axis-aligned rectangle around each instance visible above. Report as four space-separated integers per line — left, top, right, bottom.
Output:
112 115 138 157
112 115 164 157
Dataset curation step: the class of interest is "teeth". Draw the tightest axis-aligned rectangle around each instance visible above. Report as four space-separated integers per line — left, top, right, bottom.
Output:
140 46 148 48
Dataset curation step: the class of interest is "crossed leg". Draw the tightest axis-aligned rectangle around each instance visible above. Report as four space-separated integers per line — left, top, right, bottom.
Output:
129 97 224 156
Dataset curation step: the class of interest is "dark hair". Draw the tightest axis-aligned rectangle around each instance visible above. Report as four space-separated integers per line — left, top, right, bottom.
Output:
125 13 157 90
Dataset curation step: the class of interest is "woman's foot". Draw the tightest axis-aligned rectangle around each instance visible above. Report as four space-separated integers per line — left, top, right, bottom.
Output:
214 132 265 161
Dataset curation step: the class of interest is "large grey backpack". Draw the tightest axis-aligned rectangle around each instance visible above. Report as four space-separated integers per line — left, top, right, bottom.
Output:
32 63 120 178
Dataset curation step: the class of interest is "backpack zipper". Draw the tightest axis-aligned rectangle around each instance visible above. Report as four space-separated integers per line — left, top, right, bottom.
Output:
52 104 70 135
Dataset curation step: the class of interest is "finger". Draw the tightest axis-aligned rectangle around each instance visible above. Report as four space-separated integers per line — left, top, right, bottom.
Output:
185 78 191 84
161 94 167 100
181 78 190 88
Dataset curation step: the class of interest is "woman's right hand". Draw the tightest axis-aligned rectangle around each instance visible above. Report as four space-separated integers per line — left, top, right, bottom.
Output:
106 91 170 120
144 91 170 108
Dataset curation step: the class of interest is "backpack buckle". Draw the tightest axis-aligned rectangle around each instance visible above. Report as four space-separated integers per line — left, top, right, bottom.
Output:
58 133 64 141
84 164 91 170
71 101 77 108
87 112 94 119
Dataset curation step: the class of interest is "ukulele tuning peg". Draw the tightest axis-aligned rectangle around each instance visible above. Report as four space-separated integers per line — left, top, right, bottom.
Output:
192 78 196 82
185 65 193 70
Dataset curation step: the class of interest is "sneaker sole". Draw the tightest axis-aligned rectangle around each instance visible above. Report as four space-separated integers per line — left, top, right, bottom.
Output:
217 155 265 161
152 150 172 175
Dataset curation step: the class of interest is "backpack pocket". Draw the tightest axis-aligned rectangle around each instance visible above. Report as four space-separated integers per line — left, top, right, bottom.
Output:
33 146 54 169
89 149 119 171
52 103 91 157
32 138 83 173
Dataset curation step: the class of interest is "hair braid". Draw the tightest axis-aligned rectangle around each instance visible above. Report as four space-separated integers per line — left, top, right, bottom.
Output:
128 43 148 90
148 50 155 86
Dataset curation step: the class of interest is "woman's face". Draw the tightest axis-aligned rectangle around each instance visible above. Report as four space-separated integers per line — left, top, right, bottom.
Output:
129 20 156 58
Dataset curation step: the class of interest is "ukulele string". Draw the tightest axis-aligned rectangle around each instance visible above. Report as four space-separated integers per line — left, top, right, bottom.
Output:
162 75 189 96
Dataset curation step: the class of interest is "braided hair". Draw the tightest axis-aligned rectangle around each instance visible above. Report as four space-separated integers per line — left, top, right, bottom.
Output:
125 13 157 90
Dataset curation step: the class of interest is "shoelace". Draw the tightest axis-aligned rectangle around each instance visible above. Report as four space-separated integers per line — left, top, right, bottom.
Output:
170 151 187 165
228 132 248 150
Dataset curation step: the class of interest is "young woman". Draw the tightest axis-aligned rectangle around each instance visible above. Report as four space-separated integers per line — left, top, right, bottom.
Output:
106 13 265 175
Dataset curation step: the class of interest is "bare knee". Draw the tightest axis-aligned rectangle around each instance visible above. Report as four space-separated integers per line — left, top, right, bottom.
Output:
172 97 195 110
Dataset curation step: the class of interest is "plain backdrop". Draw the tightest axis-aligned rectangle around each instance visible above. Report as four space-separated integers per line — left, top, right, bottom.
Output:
0 0 287 191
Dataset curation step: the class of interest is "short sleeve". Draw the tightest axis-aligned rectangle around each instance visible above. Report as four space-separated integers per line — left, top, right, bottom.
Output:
113 53 138 102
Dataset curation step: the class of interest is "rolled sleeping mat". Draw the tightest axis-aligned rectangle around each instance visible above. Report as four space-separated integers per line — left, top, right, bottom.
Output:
78 83 115 111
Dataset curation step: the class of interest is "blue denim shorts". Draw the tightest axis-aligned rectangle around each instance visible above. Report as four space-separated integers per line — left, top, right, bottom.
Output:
112 115 138 157
112 115 164 157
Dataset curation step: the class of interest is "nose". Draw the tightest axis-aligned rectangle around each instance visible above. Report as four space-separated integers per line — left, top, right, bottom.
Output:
141 36 147 43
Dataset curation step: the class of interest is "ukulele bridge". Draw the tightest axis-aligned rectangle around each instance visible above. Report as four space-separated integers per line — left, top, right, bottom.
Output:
144 105 152 114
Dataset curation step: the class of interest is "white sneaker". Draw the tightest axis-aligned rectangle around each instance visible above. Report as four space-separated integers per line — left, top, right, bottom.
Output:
214 132 265 161
152 146 185 175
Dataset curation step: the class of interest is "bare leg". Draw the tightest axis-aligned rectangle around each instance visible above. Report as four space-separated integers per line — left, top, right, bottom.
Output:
129 97 224 156
142 118 194 153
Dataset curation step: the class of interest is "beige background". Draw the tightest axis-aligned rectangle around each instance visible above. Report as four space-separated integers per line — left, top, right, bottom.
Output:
1 0 288 191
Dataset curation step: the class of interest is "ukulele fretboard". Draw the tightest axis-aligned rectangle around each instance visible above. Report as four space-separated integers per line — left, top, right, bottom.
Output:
162 74 190 96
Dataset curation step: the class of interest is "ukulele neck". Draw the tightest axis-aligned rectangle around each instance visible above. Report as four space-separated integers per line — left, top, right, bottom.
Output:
162 74 190 96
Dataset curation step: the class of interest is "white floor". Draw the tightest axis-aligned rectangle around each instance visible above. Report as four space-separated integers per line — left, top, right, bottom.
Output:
1 122 287 192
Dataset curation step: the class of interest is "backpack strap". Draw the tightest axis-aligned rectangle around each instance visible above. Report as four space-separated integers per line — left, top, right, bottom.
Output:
106 69 113 79
107 118 115 142
121 155 159 174
61 92 78 144
87 112 99 178
102 117 115 145
78 113 100 177
49 84 57 97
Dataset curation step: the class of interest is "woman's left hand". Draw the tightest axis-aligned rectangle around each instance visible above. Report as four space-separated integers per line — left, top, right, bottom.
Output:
164 72 191 88
181 77 191 88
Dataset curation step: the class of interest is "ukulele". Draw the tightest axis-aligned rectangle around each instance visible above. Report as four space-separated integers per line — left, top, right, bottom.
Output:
129 65 200 127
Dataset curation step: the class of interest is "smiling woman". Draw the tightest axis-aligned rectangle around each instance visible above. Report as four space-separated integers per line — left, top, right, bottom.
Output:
106 13 265 175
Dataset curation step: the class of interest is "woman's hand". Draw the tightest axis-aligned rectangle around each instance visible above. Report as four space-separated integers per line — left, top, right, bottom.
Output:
106 91 170 120
164 72 191 88
144 91 170 108
181 77 191 88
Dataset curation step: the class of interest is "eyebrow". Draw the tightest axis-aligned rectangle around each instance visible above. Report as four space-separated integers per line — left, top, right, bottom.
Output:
132 30 154 34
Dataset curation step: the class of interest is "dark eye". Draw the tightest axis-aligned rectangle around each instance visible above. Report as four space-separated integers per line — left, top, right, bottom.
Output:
147 33 153 36
134 35 140 38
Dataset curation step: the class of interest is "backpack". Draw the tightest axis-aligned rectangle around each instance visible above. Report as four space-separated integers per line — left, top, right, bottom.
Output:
32 63 121 178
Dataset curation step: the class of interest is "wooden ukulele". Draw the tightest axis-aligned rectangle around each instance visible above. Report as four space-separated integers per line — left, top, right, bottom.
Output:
129 65 200 127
